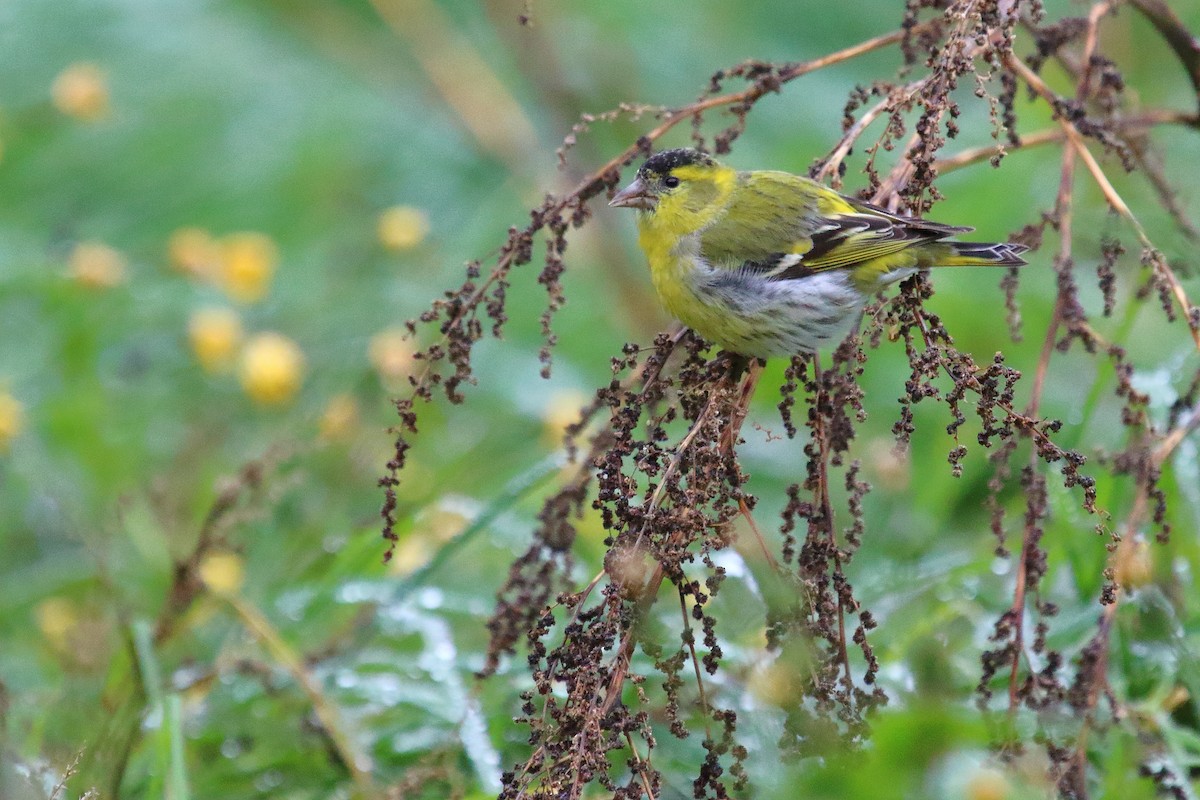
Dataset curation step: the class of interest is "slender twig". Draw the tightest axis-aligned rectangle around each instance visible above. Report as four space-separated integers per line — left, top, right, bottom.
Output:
631 386 726 550
623 730 658 800
477 8 1200 797
933 128 1062 173
873 130 923 208
1154 402 1200 463
1129 0 1200 115
806 357 857 703
153 457 272 643
226 595 375 795
814 84 924 185
1006 18 1092 702
932 109 1200 176
598 359 765 719
1009 53 1200 352
679 586 714 739
386 26 934 434
1069 390 1200 783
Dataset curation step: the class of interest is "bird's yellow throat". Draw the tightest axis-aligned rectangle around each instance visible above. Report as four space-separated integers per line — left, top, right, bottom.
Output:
640 163 736 239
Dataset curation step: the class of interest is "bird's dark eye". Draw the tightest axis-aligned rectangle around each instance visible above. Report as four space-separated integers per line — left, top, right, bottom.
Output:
662 175 680 189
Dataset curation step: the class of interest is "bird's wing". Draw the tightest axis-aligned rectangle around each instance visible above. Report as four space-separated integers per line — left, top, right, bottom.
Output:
700 171 971 281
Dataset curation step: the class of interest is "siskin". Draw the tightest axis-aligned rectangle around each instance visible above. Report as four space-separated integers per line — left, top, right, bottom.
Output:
611 148 1027 358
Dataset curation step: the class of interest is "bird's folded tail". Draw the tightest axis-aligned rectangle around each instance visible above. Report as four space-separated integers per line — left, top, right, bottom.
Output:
940 241 1029 267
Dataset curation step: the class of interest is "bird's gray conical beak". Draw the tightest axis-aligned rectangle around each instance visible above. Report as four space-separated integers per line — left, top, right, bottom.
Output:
609 176 656 210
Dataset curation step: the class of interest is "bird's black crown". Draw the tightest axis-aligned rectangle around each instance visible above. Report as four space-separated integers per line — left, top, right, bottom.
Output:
638 148 715 177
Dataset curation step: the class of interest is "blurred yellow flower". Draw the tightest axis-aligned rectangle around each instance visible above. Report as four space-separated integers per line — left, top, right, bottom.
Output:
198 551 245 597
1113 537 1152 589
1163 685 1190 712
378 205 430 251
865 437 910 491
188 307 243 374
0 391 23 453
36 597 110 670
35 597 79 651
388 536 432 577
240 332 305 406
169 227 220 279
68 241 127 289
747 658 806 709
419 505 469 542
603 540 657 601
51 62 110 121
965 767 1011 800
319 393 360 441
542 389 588 445
220 232 278 303
368 328 416 389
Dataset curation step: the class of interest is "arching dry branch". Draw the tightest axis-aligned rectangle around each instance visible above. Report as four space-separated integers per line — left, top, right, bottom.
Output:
383 2 1200 797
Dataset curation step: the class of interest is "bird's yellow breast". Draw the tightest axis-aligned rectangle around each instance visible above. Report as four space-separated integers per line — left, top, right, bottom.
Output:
635 222 744 344
637 221 697 320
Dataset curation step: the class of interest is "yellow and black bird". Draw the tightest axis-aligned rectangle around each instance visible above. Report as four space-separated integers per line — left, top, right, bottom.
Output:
611 148 1027 358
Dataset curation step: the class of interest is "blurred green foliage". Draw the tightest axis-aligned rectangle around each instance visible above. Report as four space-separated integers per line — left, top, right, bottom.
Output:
1 0 1199 798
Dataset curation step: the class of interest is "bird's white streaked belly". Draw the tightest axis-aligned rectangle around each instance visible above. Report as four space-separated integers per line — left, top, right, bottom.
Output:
676 264 869 358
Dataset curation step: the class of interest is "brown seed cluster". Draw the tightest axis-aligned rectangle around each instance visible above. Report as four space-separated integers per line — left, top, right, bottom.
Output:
383 2 1200 797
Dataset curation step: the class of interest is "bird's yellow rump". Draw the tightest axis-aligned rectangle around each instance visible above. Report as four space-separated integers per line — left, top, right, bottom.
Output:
610 148 1027 358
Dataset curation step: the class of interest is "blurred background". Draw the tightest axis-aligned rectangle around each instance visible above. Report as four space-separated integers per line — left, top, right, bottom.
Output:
2 0 1199 797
